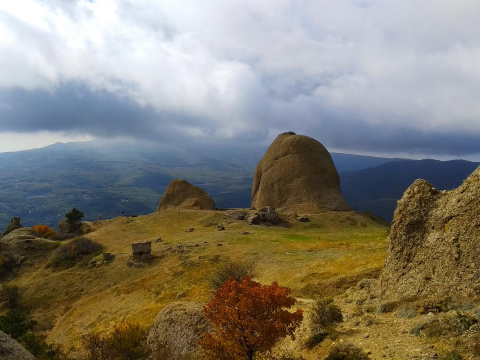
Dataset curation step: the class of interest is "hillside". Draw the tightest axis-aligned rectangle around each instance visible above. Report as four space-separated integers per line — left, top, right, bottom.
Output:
1 140 477 229
0 140 398 230
341 159 480 221
5 209 389 357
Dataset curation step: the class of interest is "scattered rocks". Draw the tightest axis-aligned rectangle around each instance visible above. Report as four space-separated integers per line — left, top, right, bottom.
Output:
217 225 225 231
157 179 215 210
251 132 351 211
297 216 310 222
185 228 195 233
154 237 163 243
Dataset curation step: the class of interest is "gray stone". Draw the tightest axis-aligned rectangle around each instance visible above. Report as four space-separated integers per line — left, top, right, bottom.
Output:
3 217 22 236
131 242 152 260
0 330 35 360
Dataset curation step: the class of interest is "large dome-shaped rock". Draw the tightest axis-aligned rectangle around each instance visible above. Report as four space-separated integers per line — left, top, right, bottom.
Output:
157 179 215 210
147 302 211 358
251 132 351 211
0 330 35 360
377 166 480 299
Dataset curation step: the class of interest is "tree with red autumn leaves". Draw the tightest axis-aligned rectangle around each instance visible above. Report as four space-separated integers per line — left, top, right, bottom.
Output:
200 276 303 360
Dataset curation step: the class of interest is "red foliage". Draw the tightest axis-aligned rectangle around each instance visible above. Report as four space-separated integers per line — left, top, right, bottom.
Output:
32 224 56 239
200 276 303 360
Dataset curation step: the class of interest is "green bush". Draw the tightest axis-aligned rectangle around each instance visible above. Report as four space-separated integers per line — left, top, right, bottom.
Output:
376 301 399 314
65 208 84 234
0 252 16 277
49 238 102 269
0 284 22 309
82 321 151 360
311 298 343 328
324 342 370 360
396 305 417 319
440 351 463 360
0 308 36 339
411 311 477 337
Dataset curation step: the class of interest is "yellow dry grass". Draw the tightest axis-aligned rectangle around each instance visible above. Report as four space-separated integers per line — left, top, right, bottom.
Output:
10 209 389 348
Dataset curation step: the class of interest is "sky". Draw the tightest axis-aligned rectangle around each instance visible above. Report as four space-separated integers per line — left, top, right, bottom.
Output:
1 0 480 160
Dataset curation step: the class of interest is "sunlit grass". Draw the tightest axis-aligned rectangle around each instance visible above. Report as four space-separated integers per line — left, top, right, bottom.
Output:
10 209 389 347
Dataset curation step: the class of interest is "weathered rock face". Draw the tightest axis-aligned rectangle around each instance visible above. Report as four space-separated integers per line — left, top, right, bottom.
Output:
0 330 35 360
3 217 22 236
377 166 480 300
158 179 215 210
147 302 211 358
251 132 351 211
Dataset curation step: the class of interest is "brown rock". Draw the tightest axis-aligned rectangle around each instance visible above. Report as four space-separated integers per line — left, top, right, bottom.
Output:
3 217 22 236
147 302 211 358
377 166 480 299
251 132 351 211
158 179 215 210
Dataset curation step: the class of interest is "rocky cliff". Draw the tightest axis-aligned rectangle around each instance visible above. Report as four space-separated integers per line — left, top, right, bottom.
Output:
378 166 480 299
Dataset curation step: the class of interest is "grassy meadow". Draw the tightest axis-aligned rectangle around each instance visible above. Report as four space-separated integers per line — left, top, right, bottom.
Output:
8 209 389 353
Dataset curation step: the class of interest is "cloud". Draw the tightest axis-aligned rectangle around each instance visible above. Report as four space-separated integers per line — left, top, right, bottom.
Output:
0 0 480 157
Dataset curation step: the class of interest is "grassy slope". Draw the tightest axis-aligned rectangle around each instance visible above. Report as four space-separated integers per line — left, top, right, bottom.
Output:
12 209 389 351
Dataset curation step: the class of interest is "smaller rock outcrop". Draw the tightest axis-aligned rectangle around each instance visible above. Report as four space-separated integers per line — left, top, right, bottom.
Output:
157 180 215 210
0 330 35 360
147 302 211 358
3 217 22 236
248 207 282 225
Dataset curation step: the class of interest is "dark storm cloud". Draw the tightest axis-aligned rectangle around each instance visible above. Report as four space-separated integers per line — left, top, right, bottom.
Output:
1 0 480 157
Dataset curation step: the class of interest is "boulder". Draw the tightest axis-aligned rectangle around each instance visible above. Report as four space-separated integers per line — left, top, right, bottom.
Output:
251 132 351 211
248 207 281 225
3 217 22 236
0 330 35 360
377 166 480 299
157 179 215 210
147 302 211 358
225 210 248 220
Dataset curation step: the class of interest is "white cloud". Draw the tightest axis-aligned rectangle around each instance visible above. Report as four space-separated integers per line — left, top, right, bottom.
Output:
0 0 480 156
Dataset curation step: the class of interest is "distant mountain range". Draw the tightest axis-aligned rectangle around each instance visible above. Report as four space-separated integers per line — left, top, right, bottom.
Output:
0 140 478 229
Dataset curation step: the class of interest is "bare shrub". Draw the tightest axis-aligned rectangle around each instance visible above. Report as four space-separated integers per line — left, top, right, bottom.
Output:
306 298 343 348
325 342 370 360
49 238 102 269
208 259 254 289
